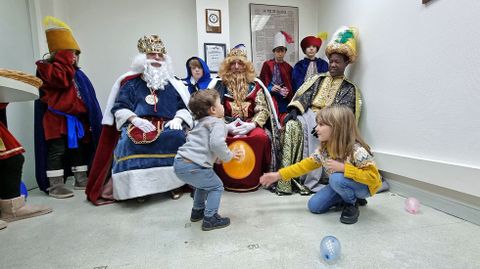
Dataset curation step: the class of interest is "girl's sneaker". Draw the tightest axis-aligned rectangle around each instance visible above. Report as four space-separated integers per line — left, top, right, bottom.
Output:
202 213 230 231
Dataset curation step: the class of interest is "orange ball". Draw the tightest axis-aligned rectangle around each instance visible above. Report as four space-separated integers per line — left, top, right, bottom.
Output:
222 141 256 179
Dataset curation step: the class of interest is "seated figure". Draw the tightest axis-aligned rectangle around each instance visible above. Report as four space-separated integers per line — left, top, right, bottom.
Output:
210 45 280 191
86 35 192 202
182 56 212 94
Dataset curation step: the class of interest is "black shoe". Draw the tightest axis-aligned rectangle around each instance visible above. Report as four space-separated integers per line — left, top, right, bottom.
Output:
202 213 230 231
190 208 204 222
340 202 359 224
275 190 293 196
358 198 368 206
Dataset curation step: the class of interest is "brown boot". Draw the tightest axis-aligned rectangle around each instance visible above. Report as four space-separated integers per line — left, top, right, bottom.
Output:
0 196 52 222
0 219 6 230
48 176 74 199
73 171 88 190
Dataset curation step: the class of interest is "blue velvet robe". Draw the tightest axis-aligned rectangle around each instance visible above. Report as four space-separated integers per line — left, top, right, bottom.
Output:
292 58 329 93
111 77 187 174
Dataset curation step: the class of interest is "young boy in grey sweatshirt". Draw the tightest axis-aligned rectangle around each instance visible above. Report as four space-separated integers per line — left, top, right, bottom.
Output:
173 89 241 231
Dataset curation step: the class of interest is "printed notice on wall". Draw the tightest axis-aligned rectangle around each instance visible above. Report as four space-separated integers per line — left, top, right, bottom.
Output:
250 4 299 74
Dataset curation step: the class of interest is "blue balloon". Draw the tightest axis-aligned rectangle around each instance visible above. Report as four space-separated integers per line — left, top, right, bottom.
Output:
20 181 28 198
320 236 341 262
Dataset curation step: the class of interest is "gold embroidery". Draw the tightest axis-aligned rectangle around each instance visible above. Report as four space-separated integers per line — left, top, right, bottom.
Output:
229 101 251 119
311 75 344 112
0 137 5 151
126 120 163 144
252 90 269 127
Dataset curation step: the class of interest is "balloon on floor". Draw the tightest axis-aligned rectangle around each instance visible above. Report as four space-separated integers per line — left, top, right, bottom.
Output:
405 197 420 214
320 235 341 262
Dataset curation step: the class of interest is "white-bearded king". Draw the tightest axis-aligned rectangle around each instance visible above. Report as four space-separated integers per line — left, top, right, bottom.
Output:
86 35 192 203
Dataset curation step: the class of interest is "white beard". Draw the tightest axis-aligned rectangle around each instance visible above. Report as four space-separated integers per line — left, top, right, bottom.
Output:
143 60 171 90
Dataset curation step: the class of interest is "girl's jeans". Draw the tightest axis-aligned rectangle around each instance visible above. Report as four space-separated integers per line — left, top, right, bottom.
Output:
308 172 370 214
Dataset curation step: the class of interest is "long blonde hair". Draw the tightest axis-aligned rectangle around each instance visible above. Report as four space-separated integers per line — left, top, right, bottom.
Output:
316 105 371 160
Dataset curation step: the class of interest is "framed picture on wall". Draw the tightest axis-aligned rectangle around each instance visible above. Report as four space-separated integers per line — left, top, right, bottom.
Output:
204 43 226 73
206 9 222 33
249 4 299 74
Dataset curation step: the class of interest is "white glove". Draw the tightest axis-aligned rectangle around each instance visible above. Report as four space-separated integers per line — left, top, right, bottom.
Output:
131 117 156 133
165 117 183 130
236 121 256 135
226 118 241 134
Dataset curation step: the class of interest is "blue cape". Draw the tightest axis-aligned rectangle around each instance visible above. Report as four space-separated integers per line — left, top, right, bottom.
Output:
292 58 329 92
182 57 212 94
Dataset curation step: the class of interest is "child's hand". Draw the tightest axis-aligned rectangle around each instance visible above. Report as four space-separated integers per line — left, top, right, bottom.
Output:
215 158 222 164
271 84 282 93
232 148 244 161
259 172 281 187
325 159 345 173
279 87 289 97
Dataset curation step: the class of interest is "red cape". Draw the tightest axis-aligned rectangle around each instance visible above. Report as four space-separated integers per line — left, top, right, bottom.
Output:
85 74 141 205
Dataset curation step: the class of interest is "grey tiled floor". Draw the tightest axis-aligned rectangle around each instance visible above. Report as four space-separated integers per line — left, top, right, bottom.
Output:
1 183 479 269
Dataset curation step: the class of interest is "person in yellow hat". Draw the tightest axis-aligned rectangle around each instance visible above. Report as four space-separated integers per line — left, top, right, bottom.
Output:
209 45 281 192
278 26 363 195
34 16 102 199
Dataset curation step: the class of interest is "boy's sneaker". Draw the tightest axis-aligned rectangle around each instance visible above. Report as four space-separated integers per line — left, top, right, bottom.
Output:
340 202 359 224
201 213 230 231
190 208 204 222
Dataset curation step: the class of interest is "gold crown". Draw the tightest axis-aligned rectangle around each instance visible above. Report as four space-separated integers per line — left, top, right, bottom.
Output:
137 35 166 54
227 48 247 59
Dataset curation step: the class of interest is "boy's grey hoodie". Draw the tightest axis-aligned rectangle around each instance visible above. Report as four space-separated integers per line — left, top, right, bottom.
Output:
176 116 233 167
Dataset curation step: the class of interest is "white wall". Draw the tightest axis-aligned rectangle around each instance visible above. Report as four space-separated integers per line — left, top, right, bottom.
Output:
316 0 480 197
228 0 320 63
34 0 198 111
195 0 230 59
0 0 38 188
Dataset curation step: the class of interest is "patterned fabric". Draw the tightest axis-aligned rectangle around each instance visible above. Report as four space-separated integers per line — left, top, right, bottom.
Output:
289 73 361 120
311 143 375 177
349 144 376 168
252 89 269 127
277 119 304 193
305 61 318 82
271 63 283 86
311 75 344 112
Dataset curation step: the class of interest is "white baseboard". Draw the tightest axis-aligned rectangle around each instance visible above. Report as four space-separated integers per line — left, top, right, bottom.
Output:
374 151 480 197
383 171 480 226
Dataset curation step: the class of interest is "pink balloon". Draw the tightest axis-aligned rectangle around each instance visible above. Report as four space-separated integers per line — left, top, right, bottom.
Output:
405 197 420 214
